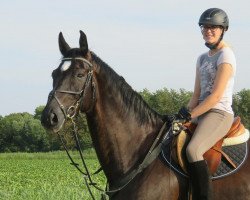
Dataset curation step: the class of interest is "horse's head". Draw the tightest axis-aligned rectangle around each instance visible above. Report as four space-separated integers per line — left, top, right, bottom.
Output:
41 31 95 132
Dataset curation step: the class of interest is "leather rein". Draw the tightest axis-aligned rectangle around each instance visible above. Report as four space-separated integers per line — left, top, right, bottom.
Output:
49 57 170 199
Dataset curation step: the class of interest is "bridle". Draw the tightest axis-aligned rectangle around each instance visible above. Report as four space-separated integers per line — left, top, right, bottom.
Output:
49 57 96 120
48 57 105 199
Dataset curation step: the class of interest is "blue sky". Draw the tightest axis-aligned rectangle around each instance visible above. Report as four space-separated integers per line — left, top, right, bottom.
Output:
0 0 249 116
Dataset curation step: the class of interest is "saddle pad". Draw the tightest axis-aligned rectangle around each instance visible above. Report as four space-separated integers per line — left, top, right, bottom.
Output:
213 142 248 179
160 141 248 180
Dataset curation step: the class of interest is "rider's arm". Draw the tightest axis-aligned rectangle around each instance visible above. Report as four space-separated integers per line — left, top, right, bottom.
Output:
188 66 201 111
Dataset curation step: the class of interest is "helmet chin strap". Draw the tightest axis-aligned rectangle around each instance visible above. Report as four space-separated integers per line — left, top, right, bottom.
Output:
205 30 225 50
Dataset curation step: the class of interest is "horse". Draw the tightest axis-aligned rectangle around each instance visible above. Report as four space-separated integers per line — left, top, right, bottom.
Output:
41 30 250 200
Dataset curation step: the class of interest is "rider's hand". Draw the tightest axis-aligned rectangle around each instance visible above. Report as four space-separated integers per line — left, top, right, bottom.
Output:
177 107 191 123
162 114 175 124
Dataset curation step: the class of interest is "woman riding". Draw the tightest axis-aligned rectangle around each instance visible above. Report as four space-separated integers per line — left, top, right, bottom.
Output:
177 8 236 200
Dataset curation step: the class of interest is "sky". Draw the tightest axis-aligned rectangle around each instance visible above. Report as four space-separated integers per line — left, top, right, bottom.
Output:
0 0 249 116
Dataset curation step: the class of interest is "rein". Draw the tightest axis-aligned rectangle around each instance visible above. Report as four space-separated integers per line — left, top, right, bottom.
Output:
105 121 169 197
57 118 104 200
51 57 171 199
59 117 169 199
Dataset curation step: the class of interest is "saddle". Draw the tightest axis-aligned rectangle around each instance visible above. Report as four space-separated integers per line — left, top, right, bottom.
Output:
171 116 249 174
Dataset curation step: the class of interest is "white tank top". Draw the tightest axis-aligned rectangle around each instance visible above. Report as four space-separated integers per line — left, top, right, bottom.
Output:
197 47 236 114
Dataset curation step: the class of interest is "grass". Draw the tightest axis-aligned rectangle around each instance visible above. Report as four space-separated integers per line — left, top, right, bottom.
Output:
0 150 106 200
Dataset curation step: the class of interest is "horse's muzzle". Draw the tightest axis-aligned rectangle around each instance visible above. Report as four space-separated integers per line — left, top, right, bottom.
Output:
41 106 65 132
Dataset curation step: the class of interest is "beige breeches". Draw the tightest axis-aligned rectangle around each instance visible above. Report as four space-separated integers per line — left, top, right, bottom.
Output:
186 109 234 163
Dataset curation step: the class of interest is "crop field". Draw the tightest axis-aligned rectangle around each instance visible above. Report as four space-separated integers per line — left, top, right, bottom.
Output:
0 150 106 200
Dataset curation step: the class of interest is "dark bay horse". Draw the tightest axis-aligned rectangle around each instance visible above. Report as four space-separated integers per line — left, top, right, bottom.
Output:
41 30 250 200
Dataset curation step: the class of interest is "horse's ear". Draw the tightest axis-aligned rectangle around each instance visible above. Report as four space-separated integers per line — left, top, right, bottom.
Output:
79 30 88 54
58 32 71 56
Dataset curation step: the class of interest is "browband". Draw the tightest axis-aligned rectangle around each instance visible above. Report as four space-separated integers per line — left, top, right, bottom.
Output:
62 57 93 67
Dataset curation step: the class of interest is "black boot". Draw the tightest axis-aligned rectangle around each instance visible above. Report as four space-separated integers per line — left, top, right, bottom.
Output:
189 160 212 200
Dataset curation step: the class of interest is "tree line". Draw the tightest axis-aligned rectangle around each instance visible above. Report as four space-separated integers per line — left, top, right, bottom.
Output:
0 88 249 152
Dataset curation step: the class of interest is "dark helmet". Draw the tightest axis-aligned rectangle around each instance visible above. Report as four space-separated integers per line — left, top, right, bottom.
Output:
199 8 229 30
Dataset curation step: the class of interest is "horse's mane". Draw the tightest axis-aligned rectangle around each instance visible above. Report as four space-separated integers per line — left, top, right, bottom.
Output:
91 52 162 124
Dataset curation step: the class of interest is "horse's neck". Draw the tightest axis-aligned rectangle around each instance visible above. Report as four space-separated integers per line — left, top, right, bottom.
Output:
86 65 162 182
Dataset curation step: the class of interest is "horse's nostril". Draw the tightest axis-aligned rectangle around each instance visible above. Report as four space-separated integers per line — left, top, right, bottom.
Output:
50 112 58 125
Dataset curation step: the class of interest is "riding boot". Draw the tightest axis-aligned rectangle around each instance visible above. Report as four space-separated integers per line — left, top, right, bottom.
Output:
189 160 212 200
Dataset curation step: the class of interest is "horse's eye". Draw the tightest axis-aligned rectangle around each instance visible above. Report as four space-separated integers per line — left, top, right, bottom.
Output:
77 74 84 78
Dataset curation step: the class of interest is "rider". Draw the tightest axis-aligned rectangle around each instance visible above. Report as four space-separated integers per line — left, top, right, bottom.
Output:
177 8 236 200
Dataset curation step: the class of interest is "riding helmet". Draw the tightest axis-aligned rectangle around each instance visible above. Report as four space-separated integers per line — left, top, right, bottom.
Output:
199 8 229 30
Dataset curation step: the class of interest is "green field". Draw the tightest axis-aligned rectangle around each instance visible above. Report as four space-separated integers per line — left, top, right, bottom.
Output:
0 150 106 200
